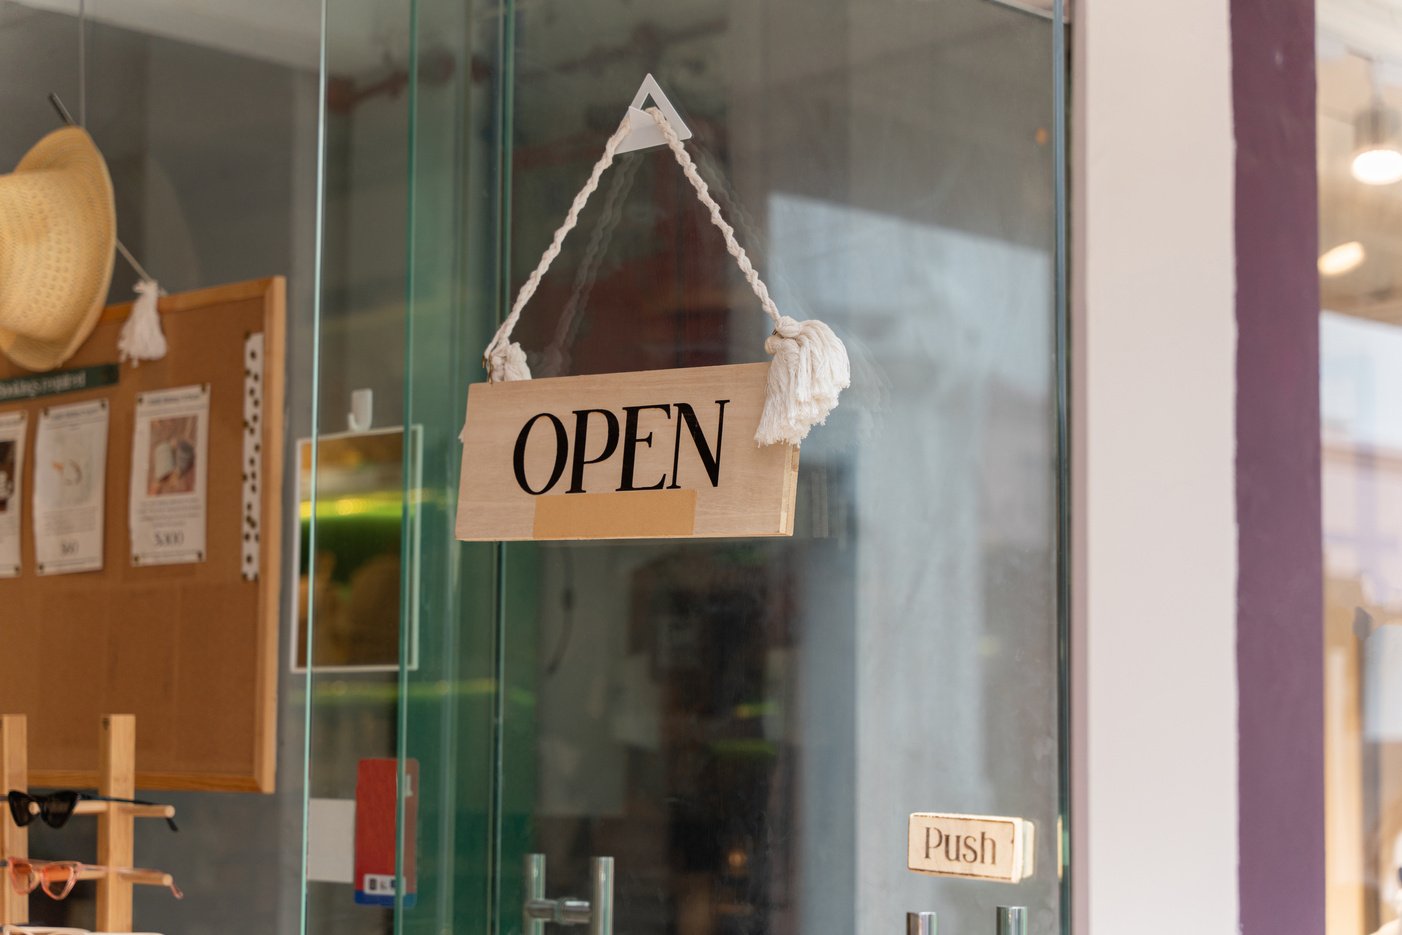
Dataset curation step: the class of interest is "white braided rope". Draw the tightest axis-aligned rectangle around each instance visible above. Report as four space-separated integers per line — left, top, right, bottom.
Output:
648 108 783 326
479 105 849 446
481 113 635 376
482 106 782 378
541 147 641 375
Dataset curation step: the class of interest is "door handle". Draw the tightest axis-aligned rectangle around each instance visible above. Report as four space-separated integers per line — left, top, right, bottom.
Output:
907 911 937 935
996 906 1027 935
587 855 614 935
524 853 614 935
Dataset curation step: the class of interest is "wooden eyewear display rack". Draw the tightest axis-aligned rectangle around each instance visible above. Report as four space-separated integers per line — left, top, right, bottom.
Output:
0 714 177 931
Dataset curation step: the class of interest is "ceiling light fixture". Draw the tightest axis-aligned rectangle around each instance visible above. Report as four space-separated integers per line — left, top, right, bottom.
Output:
1319 240 1367 276
1354 103 1402 185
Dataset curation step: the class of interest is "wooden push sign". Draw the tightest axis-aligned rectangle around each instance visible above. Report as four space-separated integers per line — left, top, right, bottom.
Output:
456 363 799 541
907 812 1035 883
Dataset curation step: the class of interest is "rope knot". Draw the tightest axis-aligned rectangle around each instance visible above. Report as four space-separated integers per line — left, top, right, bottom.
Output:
756 316 851 447
485 341 532 383
770 315 804 340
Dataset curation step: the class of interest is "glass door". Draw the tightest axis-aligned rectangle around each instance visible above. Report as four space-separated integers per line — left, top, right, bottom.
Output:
398 1 1067 933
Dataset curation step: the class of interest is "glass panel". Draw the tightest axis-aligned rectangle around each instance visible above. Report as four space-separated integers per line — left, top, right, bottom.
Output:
1319 7 1402 932
395 0 506 931
0 5 318 933
402 2 1066 935
305 1 414 934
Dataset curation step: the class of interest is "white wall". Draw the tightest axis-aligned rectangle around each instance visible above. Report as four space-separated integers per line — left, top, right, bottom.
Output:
1074 0 1239 932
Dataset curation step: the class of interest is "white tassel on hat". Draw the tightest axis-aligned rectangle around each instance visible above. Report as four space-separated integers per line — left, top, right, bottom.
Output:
479 105 850 447
117 279 166 365
756 316 851 446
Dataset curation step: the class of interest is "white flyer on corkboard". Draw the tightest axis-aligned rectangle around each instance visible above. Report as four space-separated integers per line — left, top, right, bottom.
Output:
130 384 210 565
33 398 109 575
0 410 26 577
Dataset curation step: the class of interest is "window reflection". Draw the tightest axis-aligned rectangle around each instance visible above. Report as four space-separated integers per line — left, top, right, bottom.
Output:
1320 14 1402 932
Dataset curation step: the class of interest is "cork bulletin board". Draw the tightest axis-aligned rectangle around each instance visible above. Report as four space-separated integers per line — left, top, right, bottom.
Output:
0 278 285 792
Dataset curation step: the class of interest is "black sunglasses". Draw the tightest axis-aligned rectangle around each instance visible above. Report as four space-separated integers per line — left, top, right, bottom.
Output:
6 790 179 832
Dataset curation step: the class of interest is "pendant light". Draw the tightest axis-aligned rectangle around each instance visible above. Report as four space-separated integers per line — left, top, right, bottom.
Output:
1354 58 1402 185
1353 103 1402 185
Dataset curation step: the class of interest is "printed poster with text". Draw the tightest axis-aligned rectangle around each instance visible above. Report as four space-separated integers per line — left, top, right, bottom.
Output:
130 384 209 565
0 410 26 577
34 398 108 575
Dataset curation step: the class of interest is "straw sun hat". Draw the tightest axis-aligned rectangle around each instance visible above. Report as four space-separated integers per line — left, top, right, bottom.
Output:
0 127 116 372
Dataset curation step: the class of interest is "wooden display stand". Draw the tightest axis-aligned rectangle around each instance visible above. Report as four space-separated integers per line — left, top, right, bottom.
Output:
0 714 177 931
1 715 25 926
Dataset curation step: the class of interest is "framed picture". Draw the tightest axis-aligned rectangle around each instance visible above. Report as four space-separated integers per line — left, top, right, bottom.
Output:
291 426 422 673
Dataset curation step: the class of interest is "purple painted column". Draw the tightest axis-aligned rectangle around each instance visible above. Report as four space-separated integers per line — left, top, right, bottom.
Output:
1232 0 1325 932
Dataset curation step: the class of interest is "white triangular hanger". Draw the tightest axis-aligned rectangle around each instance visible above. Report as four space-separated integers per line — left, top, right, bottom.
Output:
615 73 692 155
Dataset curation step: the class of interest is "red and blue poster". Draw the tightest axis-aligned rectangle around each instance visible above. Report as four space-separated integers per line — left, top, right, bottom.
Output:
355 757 418 907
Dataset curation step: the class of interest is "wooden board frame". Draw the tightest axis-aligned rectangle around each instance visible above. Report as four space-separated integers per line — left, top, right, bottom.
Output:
456 362 799 541
0 279 285 792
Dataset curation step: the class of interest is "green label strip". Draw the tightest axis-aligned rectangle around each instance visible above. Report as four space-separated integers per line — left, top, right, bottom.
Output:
0 364 119 403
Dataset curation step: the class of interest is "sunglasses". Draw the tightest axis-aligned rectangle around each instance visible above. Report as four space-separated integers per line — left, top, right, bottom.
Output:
1 857 183 901
6 791 178 832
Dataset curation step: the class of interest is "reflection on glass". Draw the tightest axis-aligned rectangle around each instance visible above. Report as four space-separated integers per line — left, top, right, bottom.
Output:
1323 312 1402 934
297 428 421 672
1320 10 1402 932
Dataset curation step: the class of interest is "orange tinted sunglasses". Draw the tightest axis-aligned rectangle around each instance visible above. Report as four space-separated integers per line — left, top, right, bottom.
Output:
2 857 183 901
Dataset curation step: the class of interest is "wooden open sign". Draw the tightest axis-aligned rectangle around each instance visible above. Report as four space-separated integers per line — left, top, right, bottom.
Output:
456 363 799 541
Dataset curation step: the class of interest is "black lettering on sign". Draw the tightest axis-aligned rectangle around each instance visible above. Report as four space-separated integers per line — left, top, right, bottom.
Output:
924 827 998 866
513 413 569 495
510 399 730 496
617 404 671 492
669 400 728 489
567 409 620 494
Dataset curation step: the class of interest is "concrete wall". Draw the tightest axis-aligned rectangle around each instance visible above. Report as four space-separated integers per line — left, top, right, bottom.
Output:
1074 0 1240 931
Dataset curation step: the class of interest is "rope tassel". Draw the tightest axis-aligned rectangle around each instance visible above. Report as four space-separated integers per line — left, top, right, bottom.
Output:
480 105 851 447
117 279 167 366
757 316 851 446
